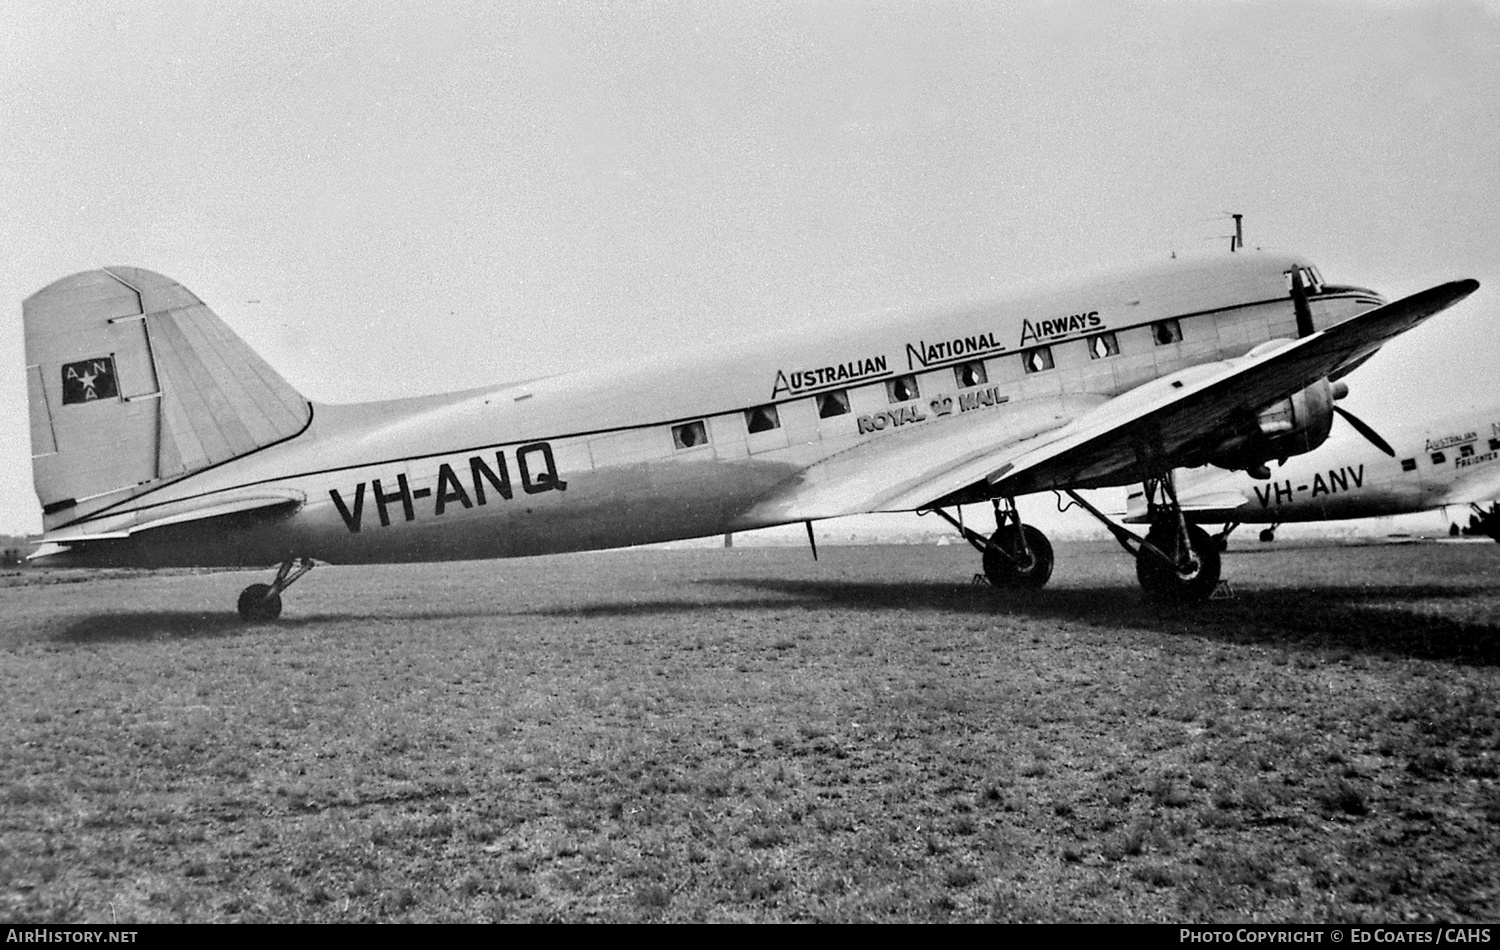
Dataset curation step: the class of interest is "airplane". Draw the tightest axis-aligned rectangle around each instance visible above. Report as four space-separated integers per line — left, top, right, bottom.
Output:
19 254 1478 618
1123 397 1500 543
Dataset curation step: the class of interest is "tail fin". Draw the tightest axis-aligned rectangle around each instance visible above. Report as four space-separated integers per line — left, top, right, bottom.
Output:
24 267 311 530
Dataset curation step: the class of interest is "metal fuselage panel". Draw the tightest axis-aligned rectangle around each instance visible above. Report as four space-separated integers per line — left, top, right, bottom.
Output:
40 253 1384 567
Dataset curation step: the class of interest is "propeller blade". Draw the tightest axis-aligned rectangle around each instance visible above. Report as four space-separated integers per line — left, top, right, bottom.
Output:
1290 267 1315 338
1332 405 1396 457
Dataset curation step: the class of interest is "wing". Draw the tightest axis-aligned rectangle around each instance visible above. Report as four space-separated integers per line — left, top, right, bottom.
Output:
983 279 1478 498
739 279 1477 522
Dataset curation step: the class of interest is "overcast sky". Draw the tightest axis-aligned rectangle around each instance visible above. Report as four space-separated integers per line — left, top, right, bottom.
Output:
1 1 1497 536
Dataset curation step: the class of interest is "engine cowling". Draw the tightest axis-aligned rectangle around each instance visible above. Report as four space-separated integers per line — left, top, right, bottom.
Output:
1207 377 1338 478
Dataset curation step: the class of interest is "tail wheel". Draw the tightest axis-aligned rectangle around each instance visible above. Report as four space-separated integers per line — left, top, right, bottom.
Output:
983 524 1054 590
1137 523 1221 602
237 583 283 622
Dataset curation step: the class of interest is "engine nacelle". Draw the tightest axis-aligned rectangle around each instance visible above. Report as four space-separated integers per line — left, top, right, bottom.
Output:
1207 377 1337 477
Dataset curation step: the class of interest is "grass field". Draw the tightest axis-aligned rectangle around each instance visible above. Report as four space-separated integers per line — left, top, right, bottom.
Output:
1 540 1497 922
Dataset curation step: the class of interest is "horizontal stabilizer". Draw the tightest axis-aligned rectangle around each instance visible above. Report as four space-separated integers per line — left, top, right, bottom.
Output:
40 490 304 543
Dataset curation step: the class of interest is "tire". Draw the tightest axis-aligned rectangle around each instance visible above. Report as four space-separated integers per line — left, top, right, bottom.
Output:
237 584 283 621
982 524 1054 590
1136 523 1221 603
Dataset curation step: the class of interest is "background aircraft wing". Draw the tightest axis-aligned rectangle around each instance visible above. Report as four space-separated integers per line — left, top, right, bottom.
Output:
743 279 1476 522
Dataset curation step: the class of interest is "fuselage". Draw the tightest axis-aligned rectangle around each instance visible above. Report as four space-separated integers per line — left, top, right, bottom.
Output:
38 252 1385 567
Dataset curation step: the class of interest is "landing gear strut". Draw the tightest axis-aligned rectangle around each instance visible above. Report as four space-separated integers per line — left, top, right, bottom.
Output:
1463 503 1500 542
237 557 314 621
1211 521 1240 552
926 498 1055 591
982 498 1054 589
1060 471 1223 603
1135 522 1221 602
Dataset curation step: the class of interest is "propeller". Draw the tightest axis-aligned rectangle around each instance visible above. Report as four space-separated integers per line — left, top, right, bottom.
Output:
1332 405 1396 457
1290 267 1315 338
1329 381 1395 456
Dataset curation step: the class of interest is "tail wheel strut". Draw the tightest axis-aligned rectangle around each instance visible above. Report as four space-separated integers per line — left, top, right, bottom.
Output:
237 558 314 621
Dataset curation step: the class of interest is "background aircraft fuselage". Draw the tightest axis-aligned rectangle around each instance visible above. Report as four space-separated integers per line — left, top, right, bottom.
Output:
1144 407 1500 526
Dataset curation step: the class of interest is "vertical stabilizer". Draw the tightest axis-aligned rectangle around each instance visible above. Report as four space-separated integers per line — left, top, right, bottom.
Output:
24 267 311 529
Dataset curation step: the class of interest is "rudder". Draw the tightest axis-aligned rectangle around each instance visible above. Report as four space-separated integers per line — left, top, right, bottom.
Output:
24 267 311 529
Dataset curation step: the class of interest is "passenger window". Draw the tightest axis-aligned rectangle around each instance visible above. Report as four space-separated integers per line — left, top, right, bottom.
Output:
1401 458 1417 472
672 421 708 449
745 404 780 433
1153 319 1182 345
886 375 920 403
1431 451 1446 465
1461 444 1475 458
1088 332 1120 360
816 390 850 418
1490 438 1500 452
954 361 988 388
1022 346 1054 374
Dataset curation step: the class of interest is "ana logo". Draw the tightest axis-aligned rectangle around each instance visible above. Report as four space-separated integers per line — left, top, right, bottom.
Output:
61 357 119 405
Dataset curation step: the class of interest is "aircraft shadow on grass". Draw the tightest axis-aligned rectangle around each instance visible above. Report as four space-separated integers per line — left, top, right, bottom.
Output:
50 609 498 644
50 580 1500 665
527 579 1500 666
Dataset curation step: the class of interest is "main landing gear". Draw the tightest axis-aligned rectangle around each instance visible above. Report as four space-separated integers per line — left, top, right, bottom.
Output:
928 498 1055 591
237 557 315 621
1463 503 1500 542
1062 472 1222 602
927 471 1225 603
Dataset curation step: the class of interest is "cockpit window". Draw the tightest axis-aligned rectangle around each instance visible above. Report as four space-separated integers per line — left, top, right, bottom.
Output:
1286 267 1322 294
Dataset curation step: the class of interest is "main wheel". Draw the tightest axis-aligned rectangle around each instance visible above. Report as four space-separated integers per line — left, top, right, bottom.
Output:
237 583 283 621
982 524 1055 590
1136 523 1221 603
1259 527 1276 543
